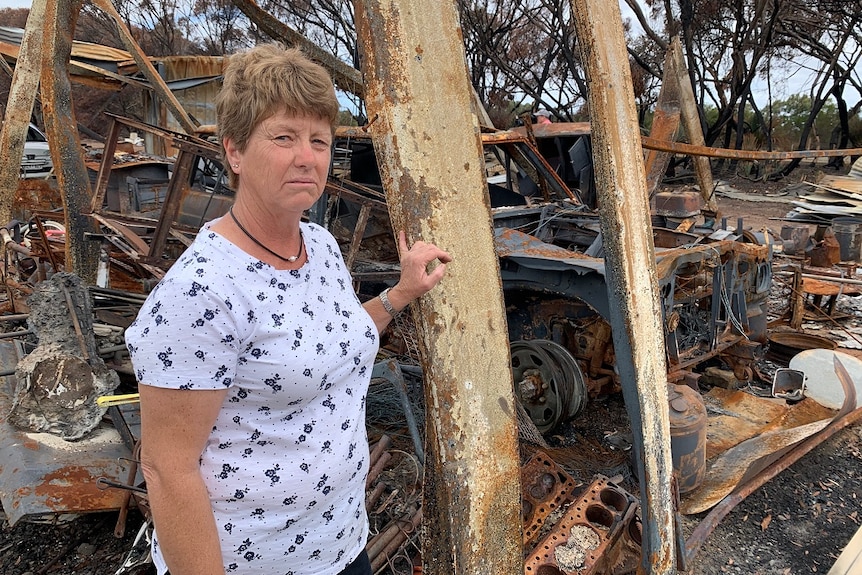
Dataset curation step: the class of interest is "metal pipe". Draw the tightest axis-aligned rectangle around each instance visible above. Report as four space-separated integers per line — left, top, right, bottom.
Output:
775 270 862 287
370 508 423 572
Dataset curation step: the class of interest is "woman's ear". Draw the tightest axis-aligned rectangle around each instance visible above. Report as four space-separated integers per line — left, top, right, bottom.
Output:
223 137 240 166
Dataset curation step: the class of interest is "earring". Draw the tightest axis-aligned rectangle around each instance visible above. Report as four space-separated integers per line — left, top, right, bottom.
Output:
233 164 239 168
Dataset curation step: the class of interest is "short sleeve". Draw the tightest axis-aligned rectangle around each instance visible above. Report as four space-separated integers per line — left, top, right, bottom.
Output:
126 275 241 391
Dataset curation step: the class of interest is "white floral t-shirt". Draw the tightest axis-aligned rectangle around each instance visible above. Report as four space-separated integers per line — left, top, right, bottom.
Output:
126 220 378 575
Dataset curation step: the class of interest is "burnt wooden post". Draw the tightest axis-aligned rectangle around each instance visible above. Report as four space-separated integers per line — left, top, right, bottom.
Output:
0 0 46 228
570 0 676 572
41 0 100 282
644 47 681 198
354 1 522 574
669 37 719 219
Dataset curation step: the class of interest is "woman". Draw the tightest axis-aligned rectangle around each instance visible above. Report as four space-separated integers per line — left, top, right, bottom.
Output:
125 44 450 575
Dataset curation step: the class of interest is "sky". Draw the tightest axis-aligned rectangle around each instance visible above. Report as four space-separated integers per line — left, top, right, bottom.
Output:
0 0 815 103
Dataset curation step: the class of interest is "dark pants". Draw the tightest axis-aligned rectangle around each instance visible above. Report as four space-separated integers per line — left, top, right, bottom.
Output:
338 550 372 575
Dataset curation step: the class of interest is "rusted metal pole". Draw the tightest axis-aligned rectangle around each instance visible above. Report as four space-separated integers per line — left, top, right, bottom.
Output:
41 0 101 282
569 1 676 572
0 0 46 228
354 2 522 574
641 136 862 160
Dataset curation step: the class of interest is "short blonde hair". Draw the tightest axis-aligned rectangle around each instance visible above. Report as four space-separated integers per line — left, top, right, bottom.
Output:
216 44 339 188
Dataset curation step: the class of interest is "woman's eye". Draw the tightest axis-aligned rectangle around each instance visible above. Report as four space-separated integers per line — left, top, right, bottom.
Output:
272 135 293 146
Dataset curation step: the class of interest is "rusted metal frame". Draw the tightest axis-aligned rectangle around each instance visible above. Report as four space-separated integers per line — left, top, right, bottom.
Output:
666 335 745 378
89 119 124 213
169 229 194 248
661 276 681 365
571 0 676 571
103 113 221 157
99 232 163 280
683 357 862 566
146 148 197 259
355 2 523 573
641 136 862 161
112 440 140 538
67 59 151 91
61 284 90 360
324 180 389 209
372 359 425 464
0 0 45 228
516 121 551 202
90 213 149 256
89 211 197 237
91 0 197 134
501 141 579 203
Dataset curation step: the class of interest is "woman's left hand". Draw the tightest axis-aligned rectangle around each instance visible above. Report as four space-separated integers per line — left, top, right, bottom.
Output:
387 231 452 310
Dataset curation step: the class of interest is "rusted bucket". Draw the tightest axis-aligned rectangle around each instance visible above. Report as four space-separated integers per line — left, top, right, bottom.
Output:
667 383 707 494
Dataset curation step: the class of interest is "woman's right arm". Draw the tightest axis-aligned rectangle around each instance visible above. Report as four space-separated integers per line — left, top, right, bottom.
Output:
139 384 229 575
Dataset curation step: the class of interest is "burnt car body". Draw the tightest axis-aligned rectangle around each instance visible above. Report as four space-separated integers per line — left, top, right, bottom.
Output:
319 125 773 434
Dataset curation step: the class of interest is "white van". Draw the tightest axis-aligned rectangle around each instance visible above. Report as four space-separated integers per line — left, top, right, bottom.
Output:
20 123 53 178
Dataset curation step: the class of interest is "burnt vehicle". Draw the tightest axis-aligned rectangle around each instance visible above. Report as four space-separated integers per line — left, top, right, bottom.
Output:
319 125 773 435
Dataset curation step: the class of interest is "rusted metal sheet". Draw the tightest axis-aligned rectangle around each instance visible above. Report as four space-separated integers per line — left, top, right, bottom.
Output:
354 1 523 574
570 0 676 572
0 341 133 526
684 356 862 565
0 29 135 90
155 56 226 134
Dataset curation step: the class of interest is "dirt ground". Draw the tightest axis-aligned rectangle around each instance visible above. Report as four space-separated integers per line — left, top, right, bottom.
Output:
1 161 861 575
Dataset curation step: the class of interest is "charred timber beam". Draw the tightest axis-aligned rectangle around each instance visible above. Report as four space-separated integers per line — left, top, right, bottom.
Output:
355 2 523 574
147 147 196 259
570 0 676 572
42 0 101 282
89 119 123 213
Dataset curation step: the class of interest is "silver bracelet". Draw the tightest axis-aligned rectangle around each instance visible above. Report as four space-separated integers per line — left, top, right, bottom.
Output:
378 287 398 317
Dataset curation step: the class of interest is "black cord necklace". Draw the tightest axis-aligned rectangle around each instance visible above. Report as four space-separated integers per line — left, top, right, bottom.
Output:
228 207 304 263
